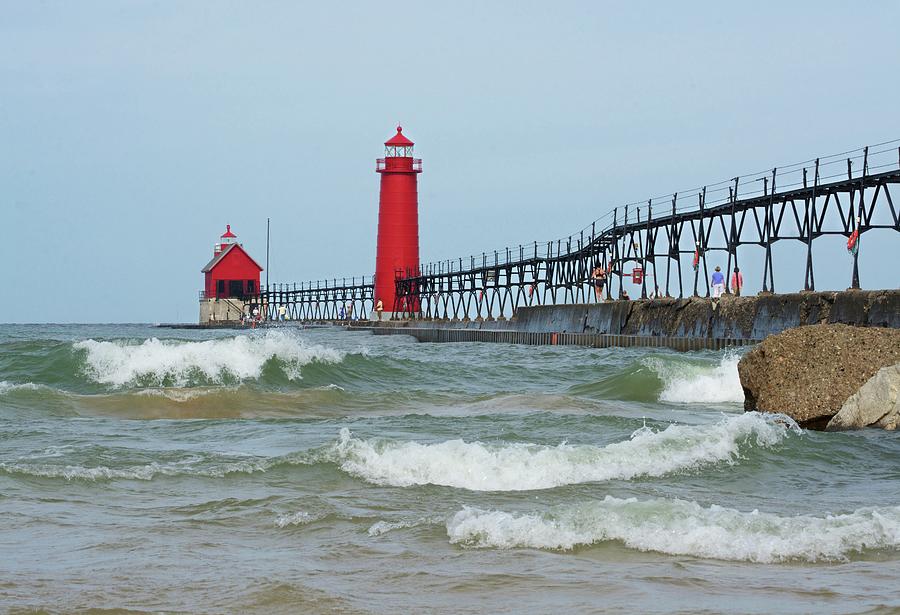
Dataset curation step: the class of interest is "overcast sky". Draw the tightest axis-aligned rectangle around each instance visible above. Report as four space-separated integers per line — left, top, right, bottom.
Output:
2 1 898 323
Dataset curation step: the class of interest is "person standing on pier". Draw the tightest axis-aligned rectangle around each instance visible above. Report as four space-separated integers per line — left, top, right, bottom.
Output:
375 299 384 321
731 267 744 296
711 266 725 298
591 263 611 302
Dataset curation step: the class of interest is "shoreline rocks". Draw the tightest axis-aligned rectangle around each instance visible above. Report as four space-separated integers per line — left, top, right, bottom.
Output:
738 324 900 430
826 364 900 431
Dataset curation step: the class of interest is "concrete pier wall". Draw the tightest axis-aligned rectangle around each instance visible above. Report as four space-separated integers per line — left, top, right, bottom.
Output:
350 290 899 349
199 298 248 325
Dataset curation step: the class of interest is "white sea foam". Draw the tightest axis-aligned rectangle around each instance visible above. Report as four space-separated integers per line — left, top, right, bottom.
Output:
73 330 344 387
446 497 900 563
645 353 744 404
330 413 797 491
132 387 228 402
275 511 322 528
367 516 442 537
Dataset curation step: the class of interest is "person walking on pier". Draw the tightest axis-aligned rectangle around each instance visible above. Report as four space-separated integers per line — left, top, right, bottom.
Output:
591 263 611 302
375 299 384 321
278 304 287 322
711 266 725 298
731 267 744 297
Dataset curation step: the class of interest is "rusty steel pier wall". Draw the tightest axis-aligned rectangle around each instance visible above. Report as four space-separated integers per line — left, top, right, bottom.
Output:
349 290 900 350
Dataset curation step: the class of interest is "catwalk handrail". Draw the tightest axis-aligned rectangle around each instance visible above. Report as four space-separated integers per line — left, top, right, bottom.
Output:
405 140 900 275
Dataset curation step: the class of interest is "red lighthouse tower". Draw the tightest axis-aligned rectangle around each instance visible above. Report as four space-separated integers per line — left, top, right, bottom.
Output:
374 126 422 317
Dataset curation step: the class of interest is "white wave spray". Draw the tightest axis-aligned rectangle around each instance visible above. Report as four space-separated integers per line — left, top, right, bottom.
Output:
0 381 47 395
644 352 745 404
329 413 798 491
274 510 328 528
74 330 344 387
446 497 900 563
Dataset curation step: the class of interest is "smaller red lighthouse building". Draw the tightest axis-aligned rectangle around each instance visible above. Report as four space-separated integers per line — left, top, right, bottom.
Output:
199 225 263 323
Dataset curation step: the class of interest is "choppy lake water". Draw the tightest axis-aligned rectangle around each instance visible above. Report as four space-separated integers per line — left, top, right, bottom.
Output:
1 324 898 614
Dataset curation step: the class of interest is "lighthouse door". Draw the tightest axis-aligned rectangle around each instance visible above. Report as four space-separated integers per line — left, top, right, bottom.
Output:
226 280 243 298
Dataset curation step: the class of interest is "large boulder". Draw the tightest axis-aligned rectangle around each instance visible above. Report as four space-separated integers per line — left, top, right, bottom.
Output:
826 364 900 431
738 324 900 429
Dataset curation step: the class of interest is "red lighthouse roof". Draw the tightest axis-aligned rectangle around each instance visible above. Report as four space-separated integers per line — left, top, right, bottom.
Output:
220 224 237 239
384 126 414 147
201 243 263 274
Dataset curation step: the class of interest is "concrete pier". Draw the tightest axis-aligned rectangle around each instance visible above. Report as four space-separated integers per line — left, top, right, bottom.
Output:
350 290 899 350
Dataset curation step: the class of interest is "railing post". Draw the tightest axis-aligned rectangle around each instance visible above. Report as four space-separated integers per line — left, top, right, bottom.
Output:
642 199 650 299
692 190 704 297
762 169 776 293
611 207 620 299
804 160 819 291
666 193 676 298
725 177 738 294
851 148 867 290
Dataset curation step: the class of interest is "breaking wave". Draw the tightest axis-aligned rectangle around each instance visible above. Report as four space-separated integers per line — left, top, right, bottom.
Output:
73 330 344 387
329 413 798 491
644 352 744 404
446 497 900 563
0 381 46 394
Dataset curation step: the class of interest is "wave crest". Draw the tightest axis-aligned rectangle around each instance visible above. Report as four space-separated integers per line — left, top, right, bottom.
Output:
0 452 287 481
329 413 798 491
644 352 744 404
446 497 900 563
73 330 344 387
0 381 47 395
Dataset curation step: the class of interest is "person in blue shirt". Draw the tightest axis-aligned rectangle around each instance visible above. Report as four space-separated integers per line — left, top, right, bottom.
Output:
711 266 725 298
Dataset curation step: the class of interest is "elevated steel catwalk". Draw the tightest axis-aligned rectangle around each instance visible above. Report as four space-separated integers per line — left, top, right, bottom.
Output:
250 142 900 322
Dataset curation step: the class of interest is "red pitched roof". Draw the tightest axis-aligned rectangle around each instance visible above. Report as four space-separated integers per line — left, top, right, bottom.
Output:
384 126 414 147
201 243 264 273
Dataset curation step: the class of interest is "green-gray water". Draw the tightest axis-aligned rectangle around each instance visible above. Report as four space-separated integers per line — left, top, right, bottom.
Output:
2 324 899 614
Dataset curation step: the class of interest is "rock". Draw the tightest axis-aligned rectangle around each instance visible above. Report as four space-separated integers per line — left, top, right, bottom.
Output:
826 364 900 431
738 324 900 429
